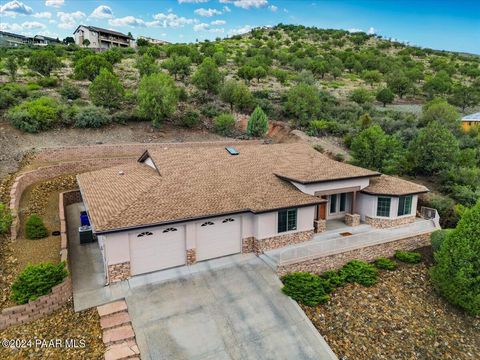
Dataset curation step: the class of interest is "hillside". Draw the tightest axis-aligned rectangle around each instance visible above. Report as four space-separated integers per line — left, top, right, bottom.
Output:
0 24 480 227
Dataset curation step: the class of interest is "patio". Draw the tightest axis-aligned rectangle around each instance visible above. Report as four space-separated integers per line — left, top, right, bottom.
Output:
264 218 439 267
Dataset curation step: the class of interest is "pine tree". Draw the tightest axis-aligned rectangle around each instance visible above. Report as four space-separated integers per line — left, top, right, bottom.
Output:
246 107 268 137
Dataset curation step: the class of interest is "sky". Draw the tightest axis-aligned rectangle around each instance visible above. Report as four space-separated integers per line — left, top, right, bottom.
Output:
1 0 479 54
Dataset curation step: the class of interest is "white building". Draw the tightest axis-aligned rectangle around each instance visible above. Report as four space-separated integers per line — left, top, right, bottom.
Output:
73 25 135 49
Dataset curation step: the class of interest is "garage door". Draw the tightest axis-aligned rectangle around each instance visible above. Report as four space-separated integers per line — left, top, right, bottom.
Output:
130 226 185 275
196 216 241 261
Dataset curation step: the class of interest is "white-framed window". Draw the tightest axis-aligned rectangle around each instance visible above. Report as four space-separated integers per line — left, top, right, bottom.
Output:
376 197 391 217
397 195 413 216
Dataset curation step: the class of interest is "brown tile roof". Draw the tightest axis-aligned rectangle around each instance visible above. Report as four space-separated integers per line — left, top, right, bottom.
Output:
362 175 429 196
77 142 379 232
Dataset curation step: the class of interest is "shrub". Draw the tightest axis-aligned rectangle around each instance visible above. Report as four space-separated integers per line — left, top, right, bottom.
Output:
59 82 81 100
339 260 378 286
180 110 200 128
74 55 113 81
320 270 346 287
307 119 341 136
25 214 48 239
430 229 453 253
73 106 110 128
0 83 30 109
36 76 58 88
28 50 61 76
7 97 60 133
430 200 480 315
374 257 398 270
214 113 236 135
88 69 124 108
246 106 268 137
10 262 68 304
200 103 222 118
281 272 331 306
0 203 12 234
394 250 422 263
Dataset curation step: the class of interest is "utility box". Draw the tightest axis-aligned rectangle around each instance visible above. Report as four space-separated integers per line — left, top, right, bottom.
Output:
79 225 94 244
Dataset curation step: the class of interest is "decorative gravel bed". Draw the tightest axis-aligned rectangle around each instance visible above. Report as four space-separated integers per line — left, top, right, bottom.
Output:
303 249 480 360
0 299 104 359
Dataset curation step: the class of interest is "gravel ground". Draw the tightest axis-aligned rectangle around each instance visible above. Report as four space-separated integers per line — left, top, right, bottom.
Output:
304 251 480 360
0 299 104 360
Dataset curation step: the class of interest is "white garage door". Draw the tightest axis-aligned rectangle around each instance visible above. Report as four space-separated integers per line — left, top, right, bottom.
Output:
196 216 241 261
129 226 185 276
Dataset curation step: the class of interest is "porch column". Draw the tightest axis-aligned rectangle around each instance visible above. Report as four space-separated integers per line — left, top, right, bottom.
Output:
351 191 357 214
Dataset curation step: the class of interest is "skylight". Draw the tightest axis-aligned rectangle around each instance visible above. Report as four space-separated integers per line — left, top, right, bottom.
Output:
225 147 239 155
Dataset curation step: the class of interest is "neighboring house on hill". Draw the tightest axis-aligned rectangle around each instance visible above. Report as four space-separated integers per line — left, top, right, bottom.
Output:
73 25 135 49
0 31 30 47
32 35 60 46
77 142 430 283
137 35 170 45
461 112 480 131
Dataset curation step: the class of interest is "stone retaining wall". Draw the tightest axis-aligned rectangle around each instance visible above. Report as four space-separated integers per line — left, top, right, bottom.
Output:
276 233 431 277
0 190 79 330
365 215 416 229
254 230 314 254
9 158 135 239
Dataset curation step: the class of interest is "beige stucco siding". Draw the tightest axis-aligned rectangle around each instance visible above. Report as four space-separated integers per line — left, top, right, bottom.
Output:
291 178 370 195
357 193 418 221
254 206 315 240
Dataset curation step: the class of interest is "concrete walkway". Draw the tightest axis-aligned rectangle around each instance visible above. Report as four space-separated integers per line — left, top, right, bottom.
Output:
127 255 337 360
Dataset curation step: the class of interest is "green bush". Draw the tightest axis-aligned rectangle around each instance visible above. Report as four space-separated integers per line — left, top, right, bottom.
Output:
339 260 378 286
88 68 124 108
73 106 110 128
281 272 331 306
59 82 81 100
430 201 480 315
180 110 201 128
36 76 58 88
10 262 68 304
74 55 113 81
320 270 346 287
246 106 268 137
214 113 236 135
0 83 30 109
307 119 341 136
25 214 48 239
0 203 12 234
394 250 422 263
7 97 60 133
430 229 453 253
374 257 398 270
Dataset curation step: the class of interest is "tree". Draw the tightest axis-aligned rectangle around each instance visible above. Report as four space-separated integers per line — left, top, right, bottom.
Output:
246 106 269 137
423 70 453 99
349 88 372 105
214 113 236 135
74 55 112 81
135 54 158 77
430 200 480 315
220 80 253 111
309 59 327 78
192 57 222 94
5 56 18 81
407 121 460 175
137 73 179 127
28 50 61 77
162 55 191 80
448 84 480 111
254 66 267 83
238 64 255 83
89 69 124 108
25 214 48 239
421 98 460 129
386 71 412 99
284 83 322 127
361 70 382 87
82 39 90 47
136 38 150 47
62 36 74 45
376 87 395 107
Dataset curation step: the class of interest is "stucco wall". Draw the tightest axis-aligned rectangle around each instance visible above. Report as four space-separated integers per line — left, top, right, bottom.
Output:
357 193 418 221
254 206 315 240
291 177 370 195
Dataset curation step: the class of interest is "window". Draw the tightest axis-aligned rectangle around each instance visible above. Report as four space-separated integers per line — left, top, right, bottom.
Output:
330 194 337 213
222 218 235 223
278 208 297 233
162 227 178 233
137 231 153 237
340 193 347 212
376 197 391 217
397 195 413 216
200 221 214 227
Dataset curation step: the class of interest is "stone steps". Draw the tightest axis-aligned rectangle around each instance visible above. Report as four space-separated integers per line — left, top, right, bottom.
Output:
97 300 141 360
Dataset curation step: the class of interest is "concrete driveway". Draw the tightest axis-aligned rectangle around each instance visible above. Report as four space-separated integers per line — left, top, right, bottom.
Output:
126 255 337 360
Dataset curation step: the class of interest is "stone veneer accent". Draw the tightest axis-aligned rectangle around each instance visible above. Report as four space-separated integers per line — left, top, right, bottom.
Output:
242 237 255 253
365 215 416 229
345 213 361 227
186 249 196 265
108 262 131 283
277 233 430 277
314 220 326 233
254 230 314 254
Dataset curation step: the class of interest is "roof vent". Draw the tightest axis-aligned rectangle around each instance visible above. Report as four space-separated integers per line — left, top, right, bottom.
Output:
118 170 124 175
225 146 239 155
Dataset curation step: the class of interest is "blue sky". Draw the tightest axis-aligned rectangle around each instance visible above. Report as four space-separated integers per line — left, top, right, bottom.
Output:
1 0 479 54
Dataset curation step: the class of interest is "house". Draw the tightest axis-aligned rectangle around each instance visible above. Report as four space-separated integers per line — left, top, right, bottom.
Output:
76 142 429 283
137 35 170 46
0 31 30 47
32 35 60 46
73 25 135 49
461 112 480 131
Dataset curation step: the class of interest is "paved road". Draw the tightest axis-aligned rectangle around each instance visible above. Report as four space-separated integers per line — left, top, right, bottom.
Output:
126 255 337 360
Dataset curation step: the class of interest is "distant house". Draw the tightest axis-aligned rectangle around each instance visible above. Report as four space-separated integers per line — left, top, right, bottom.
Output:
461 112 480 131
137 35 169 46
0 31 30 47
73 25 135 49
32 35 60 46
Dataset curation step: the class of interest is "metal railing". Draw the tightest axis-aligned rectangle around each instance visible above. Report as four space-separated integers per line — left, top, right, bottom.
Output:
420 206 440 228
